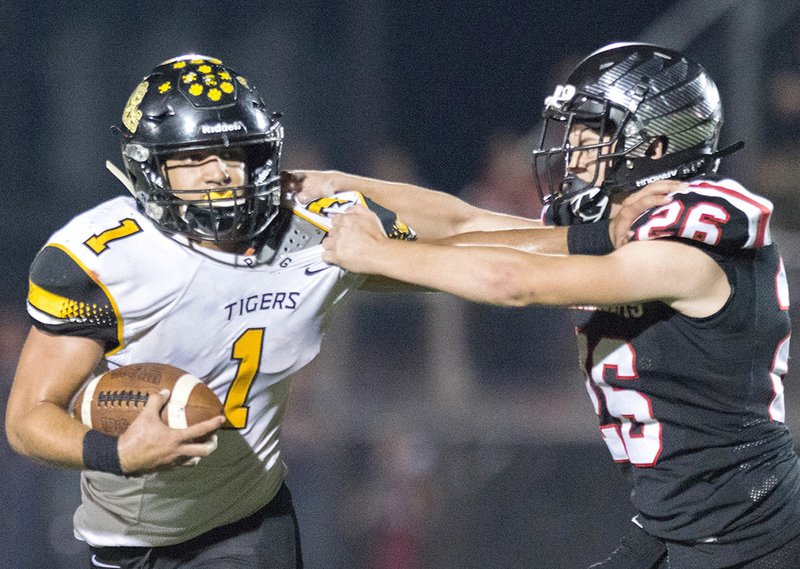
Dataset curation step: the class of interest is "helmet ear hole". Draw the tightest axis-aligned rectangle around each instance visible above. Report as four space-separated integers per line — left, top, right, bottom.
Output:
645 136 668 158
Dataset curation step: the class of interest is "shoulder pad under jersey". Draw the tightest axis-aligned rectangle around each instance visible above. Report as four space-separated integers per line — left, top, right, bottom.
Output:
304 191 416 240
260 191 417 264
631 178 773 250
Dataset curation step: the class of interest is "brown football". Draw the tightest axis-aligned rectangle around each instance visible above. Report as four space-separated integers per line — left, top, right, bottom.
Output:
72 363 224 436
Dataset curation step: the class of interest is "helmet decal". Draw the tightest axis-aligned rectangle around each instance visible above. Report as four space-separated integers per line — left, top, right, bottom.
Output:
166 57 240 107
121 81 148 133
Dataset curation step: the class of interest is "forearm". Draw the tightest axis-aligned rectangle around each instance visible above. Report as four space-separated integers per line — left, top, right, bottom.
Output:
355 239 542 306
330 172 540 238
7 402 89 469
437 226 570 255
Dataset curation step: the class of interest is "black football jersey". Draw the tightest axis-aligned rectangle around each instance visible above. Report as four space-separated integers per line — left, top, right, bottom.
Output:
573 178 800 567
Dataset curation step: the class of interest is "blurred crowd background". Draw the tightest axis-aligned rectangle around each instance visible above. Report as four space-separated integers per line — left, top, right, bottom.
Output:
3 1 800 567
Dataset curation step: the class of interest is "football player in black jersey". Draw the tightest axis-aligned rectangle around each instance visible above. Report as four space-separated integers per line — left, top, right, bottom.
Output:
304 43 800 568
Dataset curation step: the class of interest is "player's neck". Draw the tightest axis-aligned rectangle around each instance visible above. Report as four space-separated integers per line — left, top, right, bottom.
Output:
192 239 254 256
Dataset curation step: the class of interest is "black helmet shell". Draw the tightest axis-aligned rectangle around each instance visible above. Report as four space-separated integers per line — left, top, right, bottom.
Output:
533 43 725 224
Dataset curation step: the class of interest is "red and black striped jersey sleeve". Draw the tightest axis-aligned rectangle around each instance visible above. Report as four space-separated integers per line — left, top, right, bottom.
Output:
631 178 773 251
27 244 121 350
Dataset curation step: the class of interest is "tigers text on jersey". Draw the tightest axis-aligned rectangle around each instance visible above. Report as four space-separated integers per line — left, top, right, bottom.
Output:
26 194 369 547
574 178 800 568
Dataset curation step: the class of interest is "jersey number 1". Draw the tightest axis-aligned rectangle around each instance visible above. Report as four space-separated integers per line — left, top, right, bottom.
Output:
84 218 142 254
223 328 265 429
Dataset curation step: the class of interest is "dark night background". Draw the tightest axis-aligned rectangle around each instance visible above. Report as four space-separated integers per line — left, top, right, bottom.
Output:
3 2 800 567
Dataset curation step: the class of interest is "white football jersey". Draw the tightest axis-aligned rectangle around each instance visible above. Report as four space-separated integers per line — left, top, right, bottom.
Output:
26 194 371 547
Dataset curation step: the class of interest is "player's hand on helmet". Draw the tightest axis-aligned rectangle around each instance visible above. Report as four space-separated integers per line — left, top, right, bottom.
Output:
281 170 342 204
610 180 680 249
117 389 226 474
322 204 387 272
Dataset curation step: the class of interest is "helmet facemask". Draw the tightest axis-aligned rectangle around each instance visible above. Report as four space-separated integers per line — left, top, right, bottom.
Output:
124 132 283 246
533 89 634 224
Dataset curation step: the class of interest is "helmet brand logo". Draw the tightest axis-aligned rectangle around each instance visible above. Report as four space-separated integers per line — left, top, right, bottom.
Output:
200 121 245 134
544 84 576 110
635 169 678 188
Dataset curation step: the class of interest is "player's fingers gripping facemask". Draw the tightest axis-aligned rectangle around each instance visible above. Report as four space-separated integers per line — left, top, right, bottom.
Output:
116 55 284 245
533 42 734 226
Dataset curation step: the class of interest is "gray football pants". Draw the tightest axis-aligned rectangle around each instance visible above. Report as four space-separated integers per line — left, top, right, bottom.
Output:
87 483 303 569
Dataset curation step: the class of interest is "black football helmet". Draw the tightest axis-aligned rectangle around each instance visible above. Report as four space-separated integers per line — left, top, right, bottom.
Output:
118 55 283 245
533 43 728 225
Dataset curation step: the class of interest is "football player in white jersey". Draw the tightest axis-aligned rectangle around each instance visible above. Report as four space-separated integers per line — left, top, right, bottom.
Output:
4 55 422 569
294 44 800 568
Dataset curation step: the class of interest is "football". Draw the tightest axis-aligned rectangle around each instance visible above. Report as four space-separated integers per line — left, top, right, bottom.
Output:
72 363 224 436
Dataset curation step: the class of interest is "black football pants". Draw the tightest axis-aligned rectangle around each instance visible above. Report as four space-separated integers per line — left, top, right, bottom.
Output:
589 522 800 569
588 523 667 569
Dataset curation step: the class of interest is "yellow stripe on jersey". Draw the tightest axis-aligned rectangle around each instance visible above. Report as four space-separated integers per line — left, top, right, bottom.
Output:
291 208 331 232
28 280 84 318
32 243 125 355
28 278 120 344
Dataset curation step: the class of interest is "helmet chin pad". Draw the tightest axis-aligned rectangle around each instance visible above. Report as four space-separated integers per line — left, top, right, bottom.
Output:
547 177 611 226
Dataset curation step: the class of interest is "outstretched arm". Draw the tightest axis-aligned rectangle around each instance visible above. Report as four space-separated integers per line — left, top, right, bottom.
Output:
320 204 730 317
283 170 677 253
283 170 538 240
426 180 681 255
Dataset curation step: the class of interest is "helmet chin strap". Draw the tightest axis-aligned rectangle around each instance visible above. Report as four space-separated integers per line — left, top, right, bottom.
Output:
105 160 137 197
607 141 744 193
